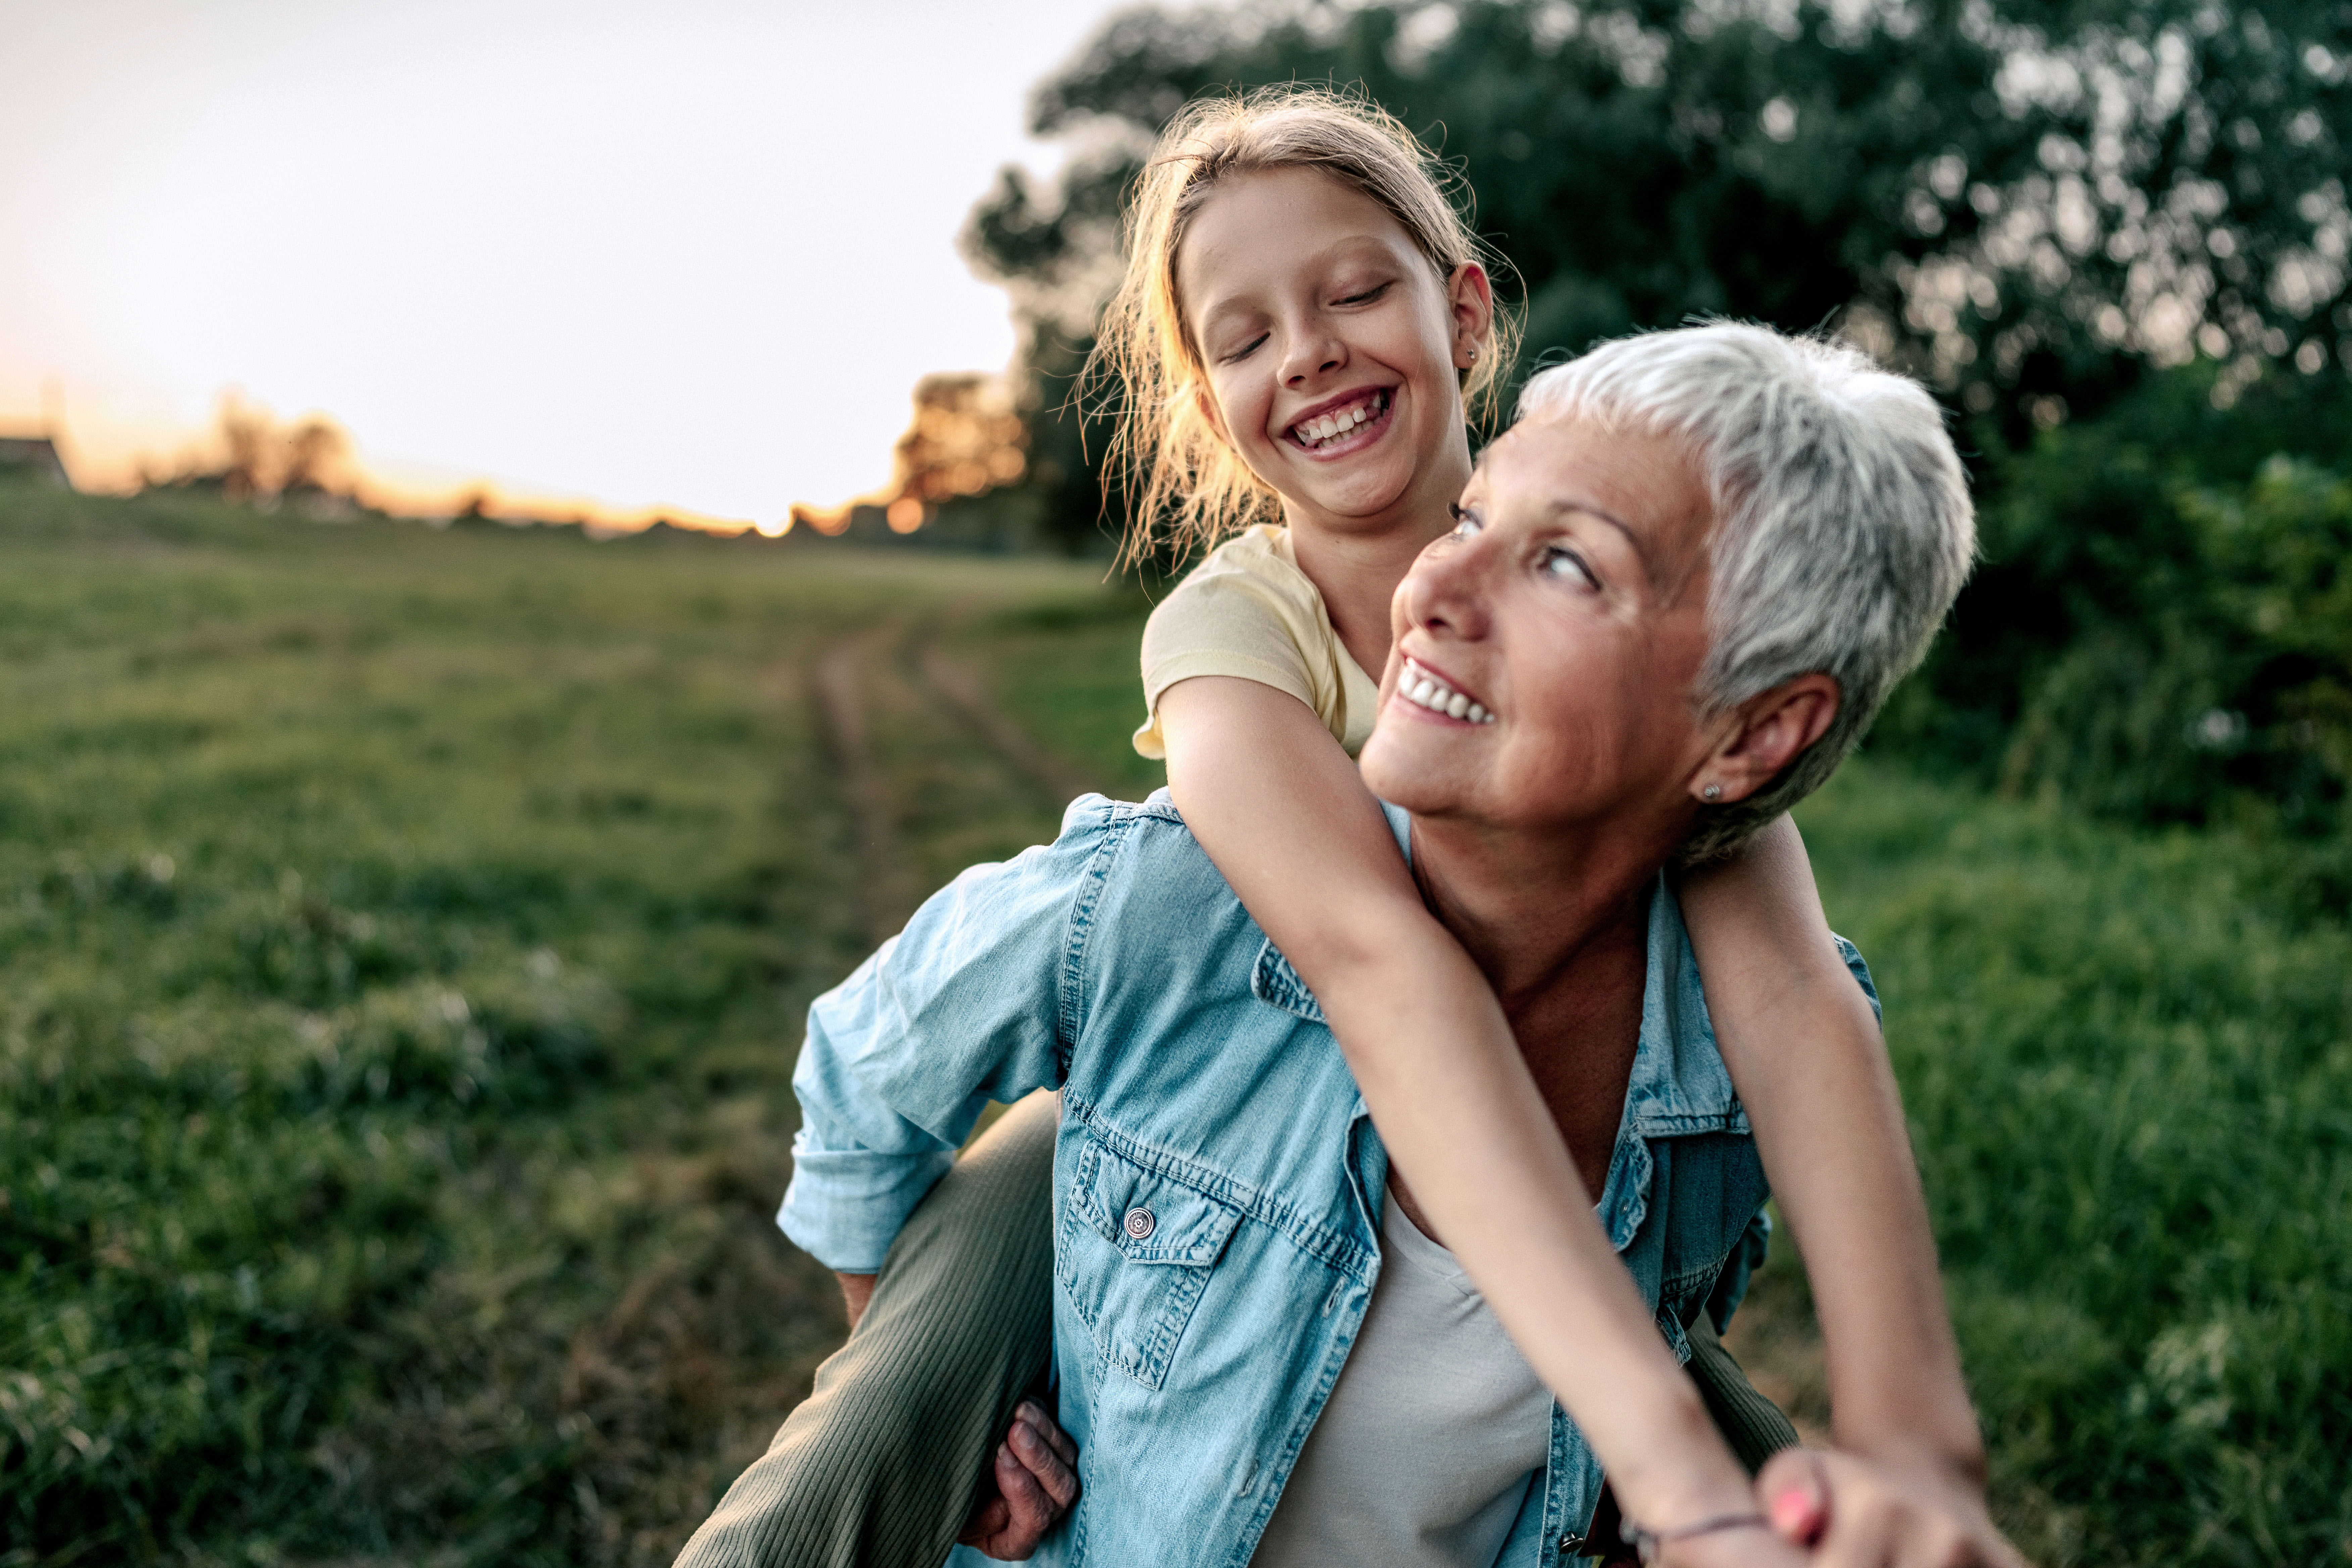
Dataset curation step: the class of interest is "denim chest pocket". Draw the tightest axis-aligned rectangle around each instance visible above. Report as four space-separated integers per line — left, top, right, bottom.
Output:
1056 1135 1242 1390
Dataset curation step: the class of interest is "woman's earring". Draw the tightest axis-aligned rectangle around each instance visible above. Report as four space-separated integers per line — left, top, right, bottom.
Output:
1701 783 1723 803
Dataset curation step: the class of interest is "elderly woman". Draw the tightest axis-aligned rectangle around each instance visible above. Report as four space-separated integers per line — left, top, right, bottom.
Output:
687 325 2014 1568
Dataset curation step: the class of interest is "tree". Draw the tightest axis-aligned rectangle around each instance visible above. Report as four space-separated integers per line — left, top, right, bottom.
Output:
964 0 2352 538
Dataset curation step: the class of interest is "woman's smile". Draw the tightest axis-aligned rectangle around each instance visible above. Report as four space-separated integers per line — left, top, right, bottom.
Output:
1390 654 1497 725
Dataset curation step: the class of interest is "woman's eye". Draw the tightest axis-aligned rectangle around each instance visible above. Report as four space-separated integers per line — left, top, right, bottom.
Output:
1448 504 1482 540
1541 545 1596 588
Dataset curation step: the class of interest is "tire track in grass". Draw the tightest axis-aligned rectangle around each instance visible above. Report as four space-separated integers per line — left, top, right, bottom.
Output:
915 639 1105 808
815 628 926 948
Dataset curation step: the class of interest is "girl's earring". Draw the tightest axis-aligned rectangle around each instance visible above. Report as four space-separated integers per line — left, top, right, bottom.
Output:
1467 345 1480 364
1701 783 1723 802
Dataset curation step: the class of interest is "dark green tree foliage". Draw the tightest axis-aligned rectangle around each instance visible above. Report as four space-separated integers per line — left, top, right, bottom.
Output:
964 0 2048 553
966 0 2350 527
1908 362 2352 907
965 0 2352 853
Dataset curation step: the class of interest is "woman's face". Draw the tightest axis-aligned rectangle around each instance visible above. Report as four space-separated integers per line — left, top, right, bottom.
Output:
1357 417 1722 836
1175 166 1487 540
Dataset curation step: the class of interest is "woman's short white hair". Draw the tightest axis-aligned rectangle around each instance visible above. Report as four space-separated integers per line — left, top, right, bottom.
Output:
1515 323 1975 863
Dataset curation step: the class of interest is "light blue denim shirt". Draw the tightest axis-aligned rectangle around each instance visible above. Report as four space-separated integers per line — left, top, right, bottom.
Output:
784 792 1879 1568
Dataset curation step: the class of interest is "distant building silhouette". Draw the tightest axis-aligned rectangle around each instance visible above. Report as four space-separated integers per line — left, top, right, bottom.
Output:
0 434 72 489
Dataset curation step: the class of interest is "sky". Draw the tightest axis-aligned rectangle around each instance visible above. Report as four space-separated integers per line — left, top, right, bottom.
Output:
0 0 1129 527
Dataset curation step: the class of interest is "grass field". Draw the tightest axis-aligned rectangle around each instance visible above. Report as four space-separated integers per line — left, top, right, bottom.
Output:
2 478 2345 1567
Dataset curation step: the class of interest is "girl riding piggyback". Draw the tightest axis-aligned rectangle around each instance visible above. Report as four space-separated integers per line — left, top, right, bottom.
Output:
678 85 2023 1568
1097 87 2005 1568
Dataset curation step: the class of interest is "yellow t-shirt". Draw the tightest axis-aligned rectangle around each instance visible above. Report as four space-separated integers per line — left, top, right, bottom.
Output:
1132 524 1381 761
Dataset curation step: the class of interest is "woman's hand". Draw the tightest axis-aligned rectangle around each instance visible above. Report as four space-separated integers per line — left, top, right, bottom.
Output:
1758 1448 2031 1567
955 1400 1080 1559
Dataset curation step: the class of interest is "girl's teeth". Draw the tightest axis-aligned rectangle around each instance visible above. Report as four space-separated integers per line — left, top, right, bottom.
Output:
1296 392 1385 447
1466 703 1488 723
1446 693 1469 719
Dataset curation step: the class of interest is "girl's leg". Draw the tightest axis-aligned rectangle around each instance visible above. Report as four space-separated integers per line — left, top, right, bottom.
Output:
674 1090 1060 1568
1683 1309 1800 1474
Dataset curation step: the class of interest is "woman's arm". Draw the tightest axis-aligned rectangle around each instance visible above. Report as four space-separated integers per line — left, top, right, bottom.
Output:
1678 819 2011 1544
1158 677 1779 1554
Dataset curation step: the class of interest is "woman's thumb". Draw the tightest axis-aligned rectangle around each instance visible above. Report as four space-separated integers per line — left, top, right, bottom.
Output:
1757 1449 1828 1547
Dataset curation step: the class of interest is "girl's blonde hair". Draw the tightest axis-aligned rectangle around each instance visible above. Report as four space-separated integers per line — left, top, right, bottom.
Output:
1087 84 1519 565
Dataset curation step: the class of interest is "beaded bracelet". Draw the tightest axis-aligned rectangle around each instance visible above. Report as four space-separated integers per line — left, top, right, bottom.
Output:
1624 1511 1772 1564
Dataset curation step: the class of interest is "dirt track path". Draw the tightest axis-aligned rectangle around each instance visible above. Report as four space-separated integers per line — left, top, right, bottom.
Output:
815 619 1104 946
916 640 1102 805
814 629 924 947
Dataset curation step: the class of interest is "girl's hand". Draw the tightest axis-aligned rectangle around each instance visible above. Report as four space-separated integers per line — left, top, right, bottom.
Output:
955 1400 1080 1559
1658 1522 1813 1568
1758 1448 2031 1567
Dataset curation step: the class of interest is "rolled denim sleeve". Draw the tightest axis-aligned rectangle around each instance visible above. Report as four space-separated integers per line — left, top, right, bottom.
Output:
779 797 1117 1273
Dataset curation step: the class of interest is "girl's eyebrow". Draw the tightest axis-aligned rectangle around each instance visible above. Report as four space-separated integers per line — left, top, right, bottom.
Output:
1195 295 1263 341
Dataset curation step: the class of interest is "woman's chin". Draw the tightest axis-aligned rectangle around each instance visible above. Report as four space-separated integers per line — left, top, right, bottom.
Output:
1358 724 1462 812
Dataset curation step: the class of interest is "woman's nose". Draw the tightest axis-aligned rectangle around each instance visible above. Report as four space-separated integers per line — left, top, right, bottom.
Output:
1403 531 1493 642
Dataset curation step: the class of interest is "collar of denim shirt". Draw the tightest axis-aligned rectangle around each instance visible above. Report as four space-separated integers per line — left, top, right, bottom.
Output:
1246 794 1749 1252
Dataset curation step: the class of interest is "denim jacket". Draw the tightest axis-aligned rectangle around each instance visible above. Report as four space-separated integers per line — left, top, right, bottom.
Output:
784 793 1879 1568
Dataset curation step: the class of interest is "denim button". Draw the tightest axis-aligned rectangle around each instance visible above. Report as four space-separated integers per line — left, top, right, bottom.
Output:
1123 1206 1156 1241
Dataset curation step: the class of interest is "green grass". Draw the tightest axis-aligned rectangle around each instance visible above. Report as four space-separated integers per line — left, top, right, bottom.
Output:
1788 771 2352 1566
0 481 1122 1566
3 478 2345 1566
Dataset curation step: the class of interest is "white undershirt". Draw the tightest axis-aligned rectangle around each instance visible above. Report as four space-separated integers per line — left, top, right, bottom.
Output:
1249 1187 1554 1568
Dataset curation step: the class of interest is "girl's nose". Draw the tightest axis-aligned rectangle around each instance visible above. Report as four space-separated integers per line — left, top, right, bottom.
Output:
1280 321 1346 387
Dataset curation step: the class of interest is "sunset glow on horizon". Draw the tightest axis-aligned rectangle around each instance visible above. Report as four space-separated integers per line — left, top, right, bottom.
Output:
0 0 1125 530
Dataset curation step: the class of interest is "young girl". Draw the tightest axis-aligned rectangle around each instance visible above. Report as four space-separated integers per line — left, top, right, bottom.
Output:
680 87 2007 1568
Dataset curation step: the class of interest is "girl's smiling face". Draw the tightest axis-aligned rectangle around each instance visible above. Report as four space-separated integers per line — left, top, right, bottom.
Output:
1175 166 1490 542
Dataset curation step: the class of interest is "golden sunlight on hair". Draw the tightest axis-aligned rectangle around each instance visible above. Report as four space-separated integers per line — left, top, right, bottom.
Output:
1086 84 1519 566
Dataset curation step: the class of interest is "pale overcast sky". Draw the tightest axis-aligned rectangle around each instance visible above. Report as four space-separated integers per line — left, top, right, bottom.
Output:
0 0 1130 525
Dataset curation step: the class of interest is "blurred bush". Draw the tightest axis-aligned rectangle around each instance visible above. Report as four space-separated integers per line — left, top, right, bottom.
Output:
1872 362 2352 908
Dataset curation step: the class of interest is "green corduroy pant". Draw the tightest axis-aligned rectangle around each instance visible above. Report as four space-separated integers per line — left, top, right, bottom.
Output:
672 1089 1797 1568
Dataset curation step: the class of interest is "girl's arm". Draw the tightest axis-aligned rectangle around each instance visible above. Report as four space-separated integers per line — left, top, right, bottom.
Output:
1676 820 1987 1485
1157 676 1780 1555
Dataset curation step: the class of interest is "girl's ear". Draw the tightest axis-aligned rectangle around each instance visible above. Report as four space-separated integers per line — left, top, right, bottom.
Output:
1191 382 1230 445
1448 262 1496 371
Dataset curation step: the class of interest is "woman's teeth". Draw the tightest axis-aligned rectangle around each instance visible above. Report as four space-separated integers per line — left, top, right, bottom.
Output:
1400 660 1494 724
1291 389 1388 449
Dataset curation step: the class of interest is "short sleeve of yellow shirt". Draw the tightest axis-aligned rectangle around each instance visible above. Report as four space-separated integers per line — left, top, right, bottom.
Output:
1132 524 1382 761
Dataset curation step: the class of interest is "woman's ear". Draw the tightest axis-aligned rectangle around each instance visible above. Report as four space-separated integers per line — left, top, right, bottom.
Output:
1448 262 1496 371
1690 674 1840 805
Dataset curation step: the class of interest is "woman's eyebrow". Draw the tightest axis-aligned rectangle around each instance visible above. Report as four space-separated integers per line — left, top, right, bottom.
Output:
1549 500 1653 583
